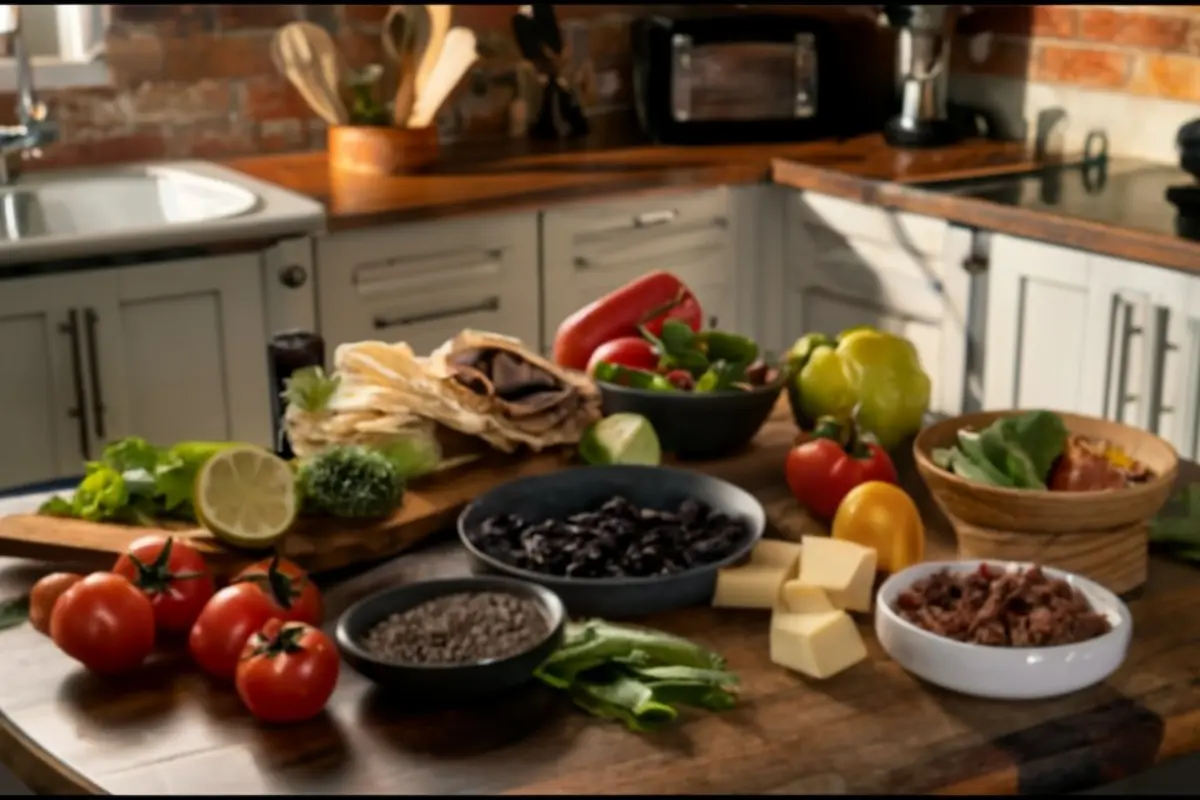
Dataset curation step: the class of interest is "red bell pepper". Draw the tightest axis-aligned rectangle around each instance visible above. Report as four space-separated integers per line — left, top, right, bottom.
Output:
784 417 898 522
552 271 703 371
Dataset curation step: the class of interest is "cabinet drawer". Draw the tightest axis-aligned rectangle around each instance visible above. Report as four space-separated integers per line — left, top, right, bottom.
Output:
543 189 731 276
316 213 540 352
789 192 947 258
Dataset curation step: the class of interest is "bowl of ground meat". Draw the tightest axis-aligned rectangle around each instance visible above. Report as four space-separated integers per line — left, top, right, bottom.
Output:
874 560 1132 701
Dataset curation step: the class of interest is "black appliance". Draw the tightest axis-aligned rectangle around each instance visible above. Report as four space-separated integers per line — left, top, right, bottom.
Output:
631 14 839 145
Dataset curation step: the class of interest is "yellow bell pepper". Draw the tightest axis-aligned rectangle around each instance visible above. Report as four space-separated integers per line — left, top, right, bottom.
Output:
830 481 925 574
786 327 931 451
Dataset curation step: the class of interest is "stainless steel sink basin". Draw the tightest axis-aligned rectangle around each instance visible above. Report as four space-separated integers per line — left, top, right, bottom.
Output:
0 160 326 267
0 166 259 242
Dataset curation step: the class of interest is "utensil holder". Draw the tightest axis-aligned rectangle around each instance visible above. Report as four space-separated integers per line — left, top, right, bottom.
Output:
328 124 440 175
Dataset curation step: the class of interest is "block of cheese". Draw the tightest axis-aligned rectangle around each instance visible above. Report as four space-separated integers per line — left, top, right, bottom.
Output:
769 609 868 680
780 581 835 614
795 535 877 613
748 539 803 577
712 564 789 609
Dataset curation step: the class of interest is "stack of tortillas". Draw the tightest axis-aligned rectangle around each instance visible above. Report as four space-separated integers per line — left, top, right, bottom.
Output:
285 330 600 457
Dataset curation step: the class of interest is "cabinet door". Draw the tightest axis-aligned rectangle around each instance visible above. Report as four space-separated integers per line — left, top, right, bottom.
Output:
982 235 1097 414
98 254 273 448
0 273 102 488
317 214 541 354
542 191 736 351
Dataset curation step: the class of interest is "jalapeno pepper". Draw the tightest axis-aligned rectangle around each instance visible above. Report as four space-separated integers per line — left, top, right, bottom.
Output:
698 331 759 365
592 362 675 391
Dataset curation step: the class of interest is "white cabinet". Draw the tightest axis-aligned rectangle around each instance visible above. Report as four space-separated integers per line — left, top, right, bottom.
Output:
782 191 959 414
541 190 737 352
982 233 1200 458
0 272 107 488
315 213 541 356
100 254 274 449
0 255 273 490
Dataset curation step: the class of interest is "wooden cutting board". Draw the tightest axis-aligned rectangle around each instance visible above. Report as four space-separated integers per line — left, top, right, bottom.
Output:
0 407 801 578
0 450 573 578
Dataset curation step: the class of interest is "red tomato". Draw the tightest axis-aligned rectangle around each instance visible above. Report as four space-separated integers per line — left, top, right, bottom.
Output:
113 535 216 634
233 557 323 625
29 572 82 636
235 619 340 724
553 271 704 370
50 572 156 675
586 336 659 375
188 557 322 681
785 425 898 522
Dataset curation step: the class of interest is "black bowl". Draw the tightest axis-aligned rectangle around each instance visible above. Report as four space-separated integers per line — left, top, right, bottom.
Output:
596 380 784 460
457 465 766 618
335 576 566 706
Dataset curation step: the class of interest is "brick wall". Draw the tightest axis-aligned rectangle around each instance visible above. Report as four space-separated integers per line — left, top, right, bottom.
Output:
955 5 1200 102
2 4 890 170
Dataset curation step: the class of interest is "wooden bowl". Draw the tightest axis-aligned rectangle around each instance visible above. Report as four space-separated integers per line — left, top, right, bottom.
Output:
328 124 440 175
912 410 1179 594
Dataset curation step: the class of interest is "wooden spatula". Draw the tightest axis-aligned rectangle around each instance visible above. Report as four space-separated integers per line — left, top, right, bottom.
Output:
414 5 453 108
408 26 478 129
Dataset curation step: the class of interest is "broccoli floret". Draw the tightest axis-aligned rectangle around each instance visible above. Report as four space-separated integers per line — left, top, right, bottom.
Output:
297 446 405 519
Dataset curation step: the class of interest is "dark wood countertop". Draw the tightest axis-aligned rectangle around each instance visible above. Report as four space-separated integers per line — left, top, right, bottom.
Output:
224 135 1051 232
2 407 1200 795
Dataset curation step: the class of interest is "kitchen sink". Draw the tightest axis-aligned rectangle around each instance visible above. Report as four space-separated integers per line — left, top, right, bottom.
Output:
0 166 259 242
0 160 325 267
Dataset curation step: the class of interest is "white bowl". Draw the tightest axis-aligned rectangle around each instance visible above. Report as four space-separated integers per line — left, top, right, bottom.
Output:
874 560 1133 701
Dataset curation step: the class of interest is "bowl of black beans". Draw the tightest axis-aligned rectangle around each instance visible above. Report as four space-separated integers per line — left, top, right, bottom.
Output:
335 575 566 704
457 465 765 618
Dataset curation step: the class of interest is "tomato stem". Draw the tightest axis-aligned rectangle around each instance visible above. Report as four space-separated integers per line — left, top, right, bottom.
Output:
232 555 305 610
248 621 308 658
127 538 207 593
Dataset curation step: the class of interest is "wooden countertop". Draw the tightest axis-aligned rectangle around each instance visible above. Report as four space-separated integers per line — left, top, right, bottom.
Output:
227 135 1200 275
224 135 1052 232
2 406 1200 795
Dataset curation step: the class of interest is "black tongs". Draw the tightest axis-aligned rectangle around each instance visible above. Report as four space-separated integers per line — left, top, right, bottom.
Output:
511 4 589 139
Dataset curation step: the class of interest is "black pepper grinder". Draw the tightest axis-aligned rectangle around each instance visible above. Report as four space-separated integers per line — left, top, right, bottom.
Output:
511 4 589 140
266 331 326 460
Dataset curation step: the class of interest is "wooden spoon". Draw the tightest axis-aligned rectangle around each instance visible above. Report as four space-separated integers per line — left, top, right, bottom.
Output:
414 5 453 107
382 6 420 127
408 26 478 129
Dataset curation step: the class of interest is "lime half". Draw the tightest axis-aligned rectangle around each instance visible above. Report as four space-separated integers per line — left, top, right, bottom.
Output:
579 413 662 466
194 447 298 550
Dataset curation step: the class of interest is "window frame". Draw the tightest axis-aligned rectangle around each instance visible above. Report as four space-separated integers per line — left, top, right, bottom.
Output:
0 5 110 92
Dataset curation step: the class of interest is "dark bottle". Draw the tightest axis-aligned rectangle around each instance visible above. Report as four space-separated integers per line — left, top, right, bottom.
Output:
267 331 326 459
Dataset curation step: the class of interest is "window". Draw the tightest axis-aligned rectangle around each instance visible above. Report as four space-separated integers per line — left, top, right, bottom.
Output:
0 5 109 92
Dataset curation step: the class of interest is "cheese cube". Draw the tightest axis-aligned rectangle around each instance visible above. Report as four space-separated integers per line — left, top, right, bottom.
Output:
795 536 877 613
769 609 868 680
748 539 803 577
780 581 835 614
712 565 789 609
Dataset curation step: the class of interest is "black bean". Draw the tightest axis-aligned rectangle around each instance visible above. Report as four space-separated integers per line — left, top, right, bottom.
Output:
467 495 751 579
361 591 550 666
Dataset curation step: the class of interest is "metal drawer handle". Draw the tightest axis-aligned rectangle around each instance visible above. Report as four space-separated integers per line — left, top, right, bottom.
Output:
83 307 107 440
634 209 678 228
373 297 501 330
58 309 91 460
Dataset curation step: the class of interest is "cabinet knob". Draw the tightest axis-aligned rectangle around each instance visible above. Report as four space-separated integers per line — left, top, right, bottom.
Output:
279 264 308 288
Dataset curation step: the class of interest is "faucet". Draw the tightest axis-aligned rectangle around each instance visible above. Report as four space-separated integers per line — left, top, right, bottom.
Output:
0 6 58 185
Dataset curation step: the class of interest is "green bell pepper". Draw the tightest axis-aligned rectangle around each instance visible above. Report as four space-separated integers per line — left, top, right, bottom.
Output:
786 327 931 451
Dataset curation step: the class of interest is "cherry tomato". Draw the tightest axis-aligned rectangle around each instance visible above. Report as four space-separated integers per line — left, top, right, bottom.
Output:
189 557 322 681
232 557 323 626
29 572 82 636
113 536 215 634
50 572 156 675
235 619 340 724
586 337 659 376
